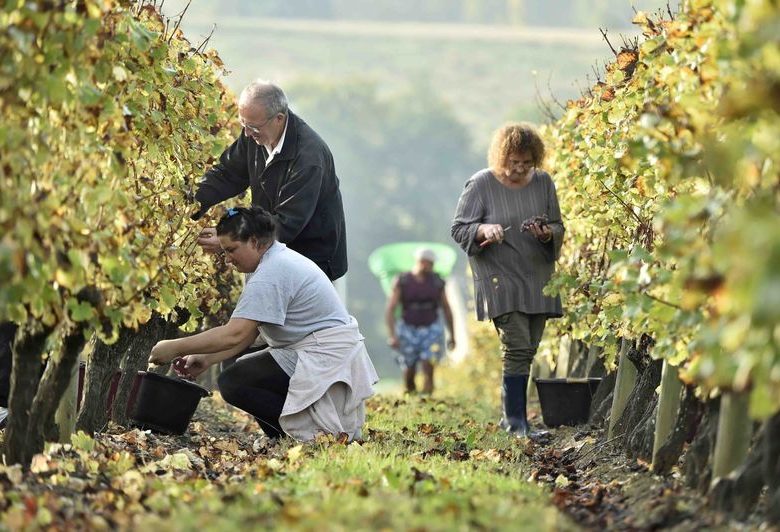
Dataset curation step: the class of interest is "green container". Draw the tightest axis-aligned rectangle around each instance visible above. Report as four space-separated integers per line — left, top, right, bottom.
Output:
368 241 458 296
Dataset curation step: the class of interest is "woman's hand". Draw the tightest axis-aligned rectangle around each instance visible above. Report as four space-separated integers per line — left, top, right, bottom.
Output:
528 223 552 243
149 339 180 365
478 223 506 247
173 355 210 380
196 227 222 254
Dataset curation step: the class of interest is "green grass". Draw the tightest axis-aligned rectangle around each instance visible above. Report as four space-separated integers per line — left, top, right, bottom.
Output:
0 324 573 530
135 393 573 531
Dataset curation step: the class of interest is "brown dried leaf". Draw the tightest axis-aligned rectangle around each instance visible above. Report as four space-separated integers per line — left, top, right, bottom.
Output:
213 440 240 455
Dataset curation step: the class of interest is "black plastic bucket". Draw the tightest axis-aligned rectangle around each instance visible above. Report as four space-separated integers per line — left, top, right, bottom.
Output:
129 371 210 435
534 377 602 427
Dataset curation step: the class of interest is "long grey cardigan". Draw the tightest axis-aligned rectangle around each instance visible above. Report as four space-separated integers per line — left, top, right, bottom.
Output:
451 168 564 321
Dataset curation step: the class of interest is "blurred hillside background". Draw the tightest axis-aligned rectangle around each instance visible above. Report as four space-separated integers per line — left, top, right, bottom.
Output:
160 0 673 378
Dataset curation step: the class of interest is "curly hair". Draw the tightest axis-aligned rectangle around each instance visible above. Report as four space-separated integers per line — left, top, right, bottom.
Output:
487 122 546 172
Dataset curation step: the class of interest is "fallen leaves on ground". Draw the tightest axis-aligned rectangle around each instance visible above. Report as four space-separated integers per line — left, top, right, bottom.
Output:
524 424 765 530
0 393 541 530
0 398 290 529
2 391 763 530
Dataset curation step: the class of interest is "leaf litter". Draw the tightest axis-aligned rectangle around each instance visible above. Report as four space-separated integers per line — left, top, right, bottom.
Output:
525 423 765 530
0 391 767 530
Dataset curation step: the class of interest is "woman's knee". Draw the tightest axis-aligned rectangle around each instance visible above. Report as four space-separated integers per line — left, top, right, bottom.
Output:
502 351 534 376
501 338 536 376
217 367 242 404
218 354 289 403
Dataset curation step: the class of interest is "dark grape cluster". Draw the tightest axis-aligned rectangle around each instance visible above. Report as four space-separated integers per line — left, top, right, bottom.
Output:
520 214 549 232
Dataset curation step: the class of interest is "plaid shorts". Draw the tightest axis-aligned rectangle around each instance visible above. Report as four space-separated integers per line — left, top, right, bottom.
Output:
395 320 445 369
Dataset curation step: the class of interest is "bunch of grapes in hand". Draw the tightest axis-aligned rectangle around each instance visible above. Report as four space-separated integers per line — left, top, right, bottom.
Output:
520 214 548 232
172 357 196 381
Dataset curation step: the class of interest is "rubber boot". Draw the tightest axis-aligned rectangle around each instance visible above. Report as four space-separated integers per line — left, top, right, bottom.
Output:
502 374 530 437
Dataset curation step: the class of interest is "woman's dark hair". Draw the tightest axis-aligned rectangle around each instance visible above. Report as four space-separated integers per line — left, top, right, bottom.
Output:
216 206 276 245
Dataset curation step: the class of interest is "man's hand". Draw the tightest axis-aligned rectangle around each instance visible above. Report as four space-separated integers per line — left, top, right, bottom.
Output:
149 340 179 365
173 355 209 380
196 227 222 254
387 335 400 350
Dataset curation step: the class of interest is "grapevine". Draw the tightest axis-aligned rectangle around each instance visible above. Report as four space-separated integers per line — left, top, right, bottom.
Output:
542 0 779 418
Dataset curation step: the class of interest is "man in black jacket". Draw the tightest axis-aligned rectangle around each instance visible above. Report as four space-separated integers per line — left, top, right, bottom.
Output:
193 80 347 280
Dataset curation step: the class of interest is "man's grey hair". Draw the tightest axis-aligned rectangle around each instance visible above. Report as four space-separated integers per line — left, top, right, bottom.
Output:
239 80 288 117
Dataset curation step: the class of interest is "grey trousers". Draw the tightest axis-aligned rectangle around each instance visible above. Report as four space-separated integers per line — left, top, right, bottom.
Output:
492 311 547 377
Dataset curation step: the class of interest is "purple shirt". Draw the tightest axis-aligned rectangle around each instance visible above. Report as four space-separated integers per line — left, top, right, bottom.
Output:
396 272 444 327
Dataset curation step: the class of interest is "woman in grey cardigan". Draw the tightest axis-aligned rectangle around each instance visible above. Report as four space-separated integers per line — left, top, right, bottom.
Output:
451 123 564 436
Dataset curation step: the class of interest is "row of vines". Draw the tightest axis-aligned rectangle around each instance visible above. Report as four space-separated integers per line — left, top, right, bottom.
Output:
0 0 240 465
1 0 778 523
538 0 778 521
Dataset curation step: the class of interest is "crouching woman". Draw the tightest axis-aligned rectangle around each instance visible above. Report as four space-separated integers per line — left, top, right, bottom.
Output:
149 206 378 441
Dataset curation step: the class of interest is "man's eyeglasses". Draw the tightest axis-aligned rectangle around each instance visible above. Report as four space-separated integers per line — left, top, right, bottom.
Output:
239 114 278 135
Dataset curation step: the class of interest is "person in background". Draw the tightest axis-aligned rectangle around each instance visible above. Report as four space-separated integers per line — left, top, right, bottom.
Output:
385 248 455 395
450 123 564 436
192 80 347 281
150 206 377 441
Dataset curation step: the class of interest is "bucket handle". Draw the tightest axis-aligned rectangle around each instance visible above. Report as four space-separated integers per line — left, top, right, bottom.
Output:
143 365 212 397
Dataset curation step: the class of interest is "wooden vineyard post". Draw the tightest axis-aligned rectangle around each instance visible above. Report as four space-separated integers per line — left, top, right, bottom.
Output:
528 354 552 401
712 390 752 480
608 338 636 439
585 344 602 376
555 335 571 378
651 359 683 467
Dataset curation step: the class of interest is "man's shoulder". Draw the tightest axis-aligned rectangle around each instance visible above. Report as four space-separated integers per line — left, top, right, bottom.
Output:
397 272 444 287
396 271 414 284
429 272 445 290
291 113 331 157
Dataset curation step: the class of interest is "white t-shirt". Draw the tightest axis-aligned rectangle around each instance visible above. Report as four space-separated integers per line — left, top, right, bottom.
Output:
230 241 350 373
